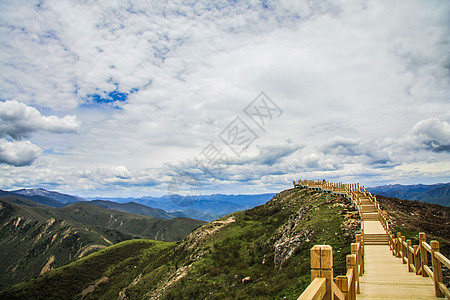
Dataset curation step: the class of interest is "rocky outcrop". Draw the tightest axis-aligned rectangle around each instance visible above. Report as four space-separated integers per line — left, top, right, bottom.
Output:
272 206 313 267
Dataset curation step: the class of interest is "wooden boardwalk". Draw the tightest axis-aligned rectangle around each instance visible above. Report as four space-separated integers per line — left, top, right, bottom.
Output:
296 179 449 300
359 220 437 299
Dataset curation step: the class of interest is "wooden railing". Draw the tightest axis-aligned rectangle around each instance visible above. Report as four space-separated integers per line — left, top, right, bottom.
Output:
298 240 364 300
387 231 450 298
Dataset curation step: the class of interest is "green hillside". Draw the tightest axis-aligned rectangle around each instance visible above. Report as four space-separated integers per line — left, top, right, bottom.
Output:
0 188 360 299
0 196 204 290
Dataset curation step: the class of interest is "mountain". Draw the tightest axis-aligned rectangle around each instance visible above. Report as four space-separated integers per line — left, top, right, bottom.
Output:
0 188 361 299
12 188 85 204
95 193 276 221
88 200 187 219
369 182 450 206
0 196 205 290
0 189 65 207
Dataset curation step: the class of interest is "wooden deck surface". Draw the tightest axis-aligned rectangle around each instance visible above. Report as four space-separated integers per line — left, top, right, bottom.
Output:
363 221 385 234
359 222 438 299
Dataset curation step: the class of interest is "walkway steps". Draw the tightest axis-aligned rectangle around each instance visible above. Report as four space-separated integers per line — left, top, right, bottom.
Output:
358 245 437 299
364 233 388 245
362 212 380 221
360 199 372 205
361 205 378 213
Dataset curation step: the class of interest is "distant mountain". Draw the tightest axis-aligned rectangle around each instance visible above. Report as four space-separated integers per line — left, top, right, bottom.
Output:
0 189 65 207
0 196 205 290
369 182 450 206
95 193 276 221
88 200 188 219
12 188 85 204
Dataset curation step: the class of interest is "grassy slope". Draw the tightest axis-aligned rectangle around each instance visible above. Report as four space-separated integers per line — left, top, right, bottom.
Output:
1 188 360 299
0 198 204 290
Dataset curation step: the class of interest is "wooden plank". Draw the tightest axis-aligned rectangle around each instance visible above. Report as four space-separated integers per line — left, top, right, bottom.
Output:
437 282 450 299
435 252 450 269
422 241 432 253
423 265 434 280
431 240 444 297
332 281 345 300
298 278 326 300
358 245 437 300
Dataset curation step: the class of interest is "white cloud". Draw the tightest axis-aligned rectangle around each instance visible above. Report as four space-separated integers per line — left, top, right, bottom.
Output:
410 118 450 152
0 100 80 139
0 100 80 166
0 0 449 195
0 139 42 166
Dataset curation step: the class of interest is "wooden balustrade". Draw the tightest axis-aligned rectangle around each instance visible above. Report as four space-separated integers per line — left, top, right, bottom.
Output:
298 242 364 300
387 230 450 298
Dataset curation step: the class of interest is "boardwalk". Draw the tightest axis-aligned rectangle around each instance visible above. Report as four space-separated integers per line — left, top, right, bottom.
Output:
360 220 437 299
295 179 448 300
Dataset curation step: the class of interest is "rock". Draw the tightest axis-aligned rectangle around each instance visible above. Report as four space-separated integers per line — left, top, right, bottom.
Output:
273 206 313 267
242 277 251 284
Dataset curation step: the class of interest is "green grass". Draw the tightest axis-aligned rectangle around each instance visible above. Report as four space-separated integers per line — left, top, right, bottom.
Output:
0 240 174 300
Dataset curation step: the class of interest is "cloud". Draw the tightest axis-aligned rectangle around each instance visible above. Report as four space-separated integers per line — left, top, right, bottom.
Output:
0 1 449 194
232 140 303 166
321 137 393 166
0 139 41 166
410 118 450 152
0 100 80 166
0 100 80 139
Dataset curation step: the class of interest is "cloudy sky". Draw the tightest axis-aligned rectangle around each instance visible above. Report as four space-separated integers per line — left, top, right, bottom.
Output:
0 0 449 197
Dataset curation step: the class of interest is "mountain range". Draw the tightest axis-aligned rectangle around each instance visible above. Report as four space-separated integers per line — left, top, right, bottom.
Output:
12 188 85 204
94 193 276 221
0 194 204 290
0 188 275 222
369 182 450 206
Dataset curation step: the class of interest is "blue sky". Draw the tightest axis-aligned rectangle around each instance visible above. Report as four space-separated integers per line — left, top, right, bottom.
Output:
0 0 449 197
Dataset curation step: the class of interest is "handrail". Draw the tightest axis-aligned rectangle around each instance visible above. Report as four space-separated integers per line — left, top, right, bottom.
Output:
385 219 450 298
332 281 345 300
298 278 326 300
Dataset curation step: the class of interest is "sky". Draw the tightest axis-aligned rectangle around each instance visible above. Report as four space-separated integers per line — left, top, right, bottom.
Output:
0 0 449 198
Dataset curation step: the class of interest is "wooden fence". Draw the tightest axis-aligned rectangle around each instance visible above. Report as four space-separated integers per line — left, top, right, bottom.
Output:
298 238 364 300
387 231 450 298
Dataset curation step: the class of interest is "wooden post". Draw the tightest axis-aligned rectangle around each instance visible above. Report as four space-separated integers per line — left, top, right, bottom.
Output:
414 245 420 275
347 254 357 300
310 245 334 300
430 241 444 297
356 234 364 274
396 232 402 258
419 232 428 277
351 243 360 293
401 236 406 264
388 230 394 253
407 240 413 272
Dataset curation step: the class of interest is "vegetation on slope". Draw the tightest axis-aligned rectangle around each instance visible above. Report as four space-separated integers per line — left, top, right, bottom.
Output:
0 197 204 290
376 195 450 256
1 188 360 299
